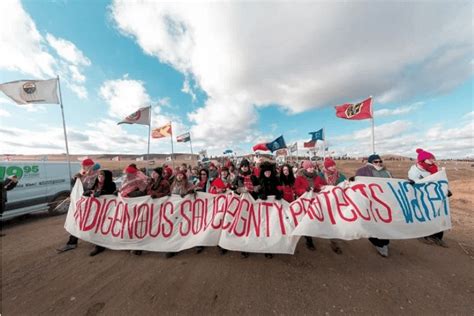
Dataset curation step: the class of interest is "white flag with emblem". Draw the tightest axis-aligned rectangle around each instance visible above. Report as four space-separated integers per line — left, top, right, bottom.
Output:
0 79 59 104
117 106 151 125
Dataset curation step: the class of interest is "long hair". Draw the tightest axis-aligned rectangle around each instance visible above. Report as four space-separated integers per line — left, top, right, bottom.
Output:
279 164 295 186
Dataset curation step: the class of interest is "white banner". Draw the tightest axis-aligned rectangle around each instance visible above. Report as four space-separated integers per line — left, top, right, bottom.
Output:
65 170 451 254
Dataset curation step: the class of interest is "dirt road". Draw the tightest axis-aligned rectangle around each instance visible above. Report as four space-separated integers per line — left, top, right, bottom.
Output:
1 206 473 315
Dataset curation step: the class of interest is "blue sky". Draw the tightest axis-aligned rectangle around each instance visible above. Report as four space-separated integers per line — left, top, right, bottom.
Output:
0 0 472 158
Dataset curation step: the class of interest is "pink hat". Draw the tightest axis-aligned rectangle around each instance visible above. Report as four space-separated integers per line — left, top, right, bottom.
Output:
416 148 435 162
302 160 313 170
81 158 94 166
324 158 336 169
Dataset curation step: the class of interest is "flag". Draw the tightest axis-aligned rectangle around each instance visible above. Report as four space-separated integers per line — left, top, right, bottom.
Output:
223 149 233 154
176 132 191 143
309 128 324 141
152 123 172 139
253 135 287 153
304 140 316 148
0 79 59 104
117 106 151 125
335 97 373 120
289 142 298 153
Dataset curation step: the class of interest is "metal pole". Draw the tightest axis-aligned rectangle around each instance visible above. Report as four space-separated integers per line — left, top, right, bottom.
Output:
370 96 375 154
56 76 72 182
147 105 151 165
170 122 175 169
189 132 194 155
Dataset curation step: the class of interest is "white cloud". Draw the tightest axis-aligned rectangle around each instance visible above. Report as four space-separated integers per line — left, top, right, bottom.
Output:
0 0 91 99
110 1 472 148
99 78 152 119
374 102 423 118
0 108 11 117
46 34 91 67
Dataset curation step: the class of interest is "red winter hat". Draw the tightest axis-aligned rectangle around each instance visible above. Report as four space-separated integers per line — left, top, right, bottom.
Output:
416 148 435 162
81 158 94 166
125 165 138 174
324 158 336 169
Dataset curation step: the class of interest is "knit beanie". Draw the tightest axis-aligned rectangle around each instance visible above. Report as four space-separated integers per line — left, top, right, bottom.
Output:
82 158 94 167
368 154 381 163
324 158 336 169
416 148 435 162
125 165 138 174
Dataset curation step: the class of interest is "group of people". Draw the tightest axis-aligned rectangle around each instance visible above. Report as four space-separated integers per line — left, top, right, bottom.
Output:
57 147 450 259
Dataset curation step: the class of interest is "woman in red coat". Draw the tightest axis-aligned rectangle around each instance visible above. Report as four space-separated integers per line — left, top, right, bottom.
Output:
294 160 327 250
278 164 296 203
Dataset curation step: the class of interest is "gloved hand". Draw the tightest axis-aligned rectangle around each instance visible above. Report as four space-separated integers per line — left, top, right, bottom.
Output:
180 193 186 198
306 187 312 192
93 191 100 197
313 187 320 193
276 195 282 200
348 176 355 182
447 190 453 197
253 185 261 192
260 194 267 201
113 191 119 196
407 179 416 185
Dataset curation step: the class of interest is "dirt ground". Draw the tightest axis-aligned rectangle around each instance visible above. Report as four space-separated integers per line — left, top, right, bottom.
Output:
1 161 473 315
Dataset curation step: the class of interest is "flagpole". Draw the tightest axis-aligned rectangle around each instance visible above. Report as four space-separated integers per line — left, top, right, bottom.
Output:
147 104 151 166
56 75 72 182
170 122 175 169
370 95 375 154
323 127 326 159
189 132 194 156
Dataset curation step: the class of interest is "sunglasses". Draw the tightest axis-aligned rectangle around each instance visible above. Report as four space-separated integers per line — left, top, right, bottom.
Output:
373 160 383 164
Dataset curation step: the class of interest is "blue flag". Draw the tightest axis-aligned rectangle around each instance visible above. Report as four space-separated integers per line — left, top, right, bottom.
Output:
266 135 287 152
309 128 324 141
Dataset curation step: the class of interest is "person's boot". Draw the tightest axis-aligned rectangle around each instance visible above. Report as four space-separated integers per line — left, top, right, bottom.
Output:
218 246 228 255
264 253 273 259
430 237 448 248
89 246 105 257
375 245 389 257
56 243 77 253
196 246 204 254
330 240 342 254
131 250 142 256
241 252 249 259
165 252 176 258
305 236 316 251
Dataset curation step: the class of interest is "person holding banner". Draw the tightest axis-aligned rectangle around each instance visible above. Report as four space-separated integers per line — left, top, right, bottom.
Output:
294 160 327 251
278 164 296 203
408 148 449 247
234 159 260 200
170 170 194 197
120 165 148 198
258 162 282 201
195 169 211 193
83 169 117 257
146 167 171 199
234 159 260 258
320 158 346 185
209 167 235 194
319 158 346 255
57 158 99 253
356 154 392 257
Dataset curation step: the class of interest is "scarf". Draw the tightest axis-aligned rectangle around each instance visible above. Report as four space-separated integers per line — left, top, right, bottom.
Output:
419 161 438 174
323 168 339 186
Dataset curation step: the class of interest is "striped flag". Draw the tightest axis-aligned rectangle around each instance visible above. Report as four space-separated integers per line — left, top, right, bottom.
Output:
176 132 191 143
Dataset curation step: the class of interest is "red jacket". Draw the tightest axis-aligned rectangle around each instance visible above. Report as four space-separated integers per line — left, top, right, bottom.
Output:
277 184 295 203
294 174 326 197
